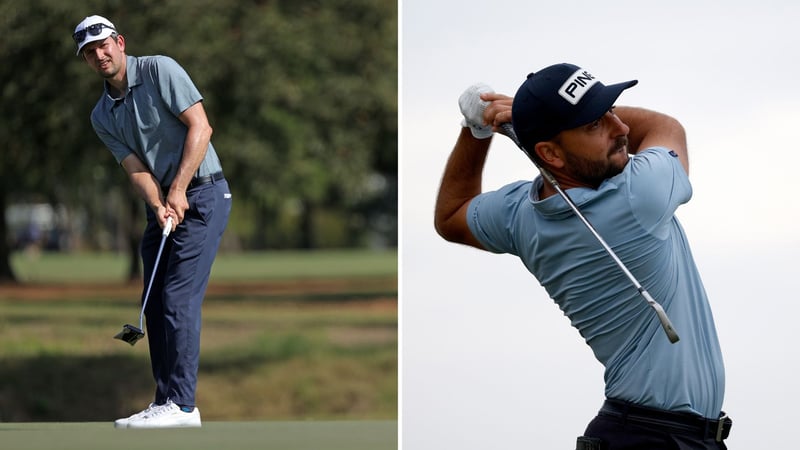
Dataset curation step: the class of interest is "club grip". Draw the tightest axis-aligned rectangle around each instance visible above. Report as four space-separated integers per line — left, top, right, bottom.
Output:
162 216 174 236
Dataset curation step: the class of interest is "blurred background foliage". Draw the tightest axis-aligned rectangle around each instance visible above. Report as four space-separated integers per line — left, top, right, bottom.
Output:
0 0 398 281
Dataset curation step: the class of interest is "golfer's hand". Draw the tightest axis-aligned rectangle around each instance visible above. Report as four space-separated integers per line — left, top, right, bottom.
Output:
480 92 514 134
154 205 177 232
459 83 495 139
166 189 188 226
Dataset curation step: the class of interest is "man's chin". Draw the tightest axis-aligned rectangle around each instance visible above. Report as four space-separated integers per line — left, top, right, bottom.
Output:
606 155 629 179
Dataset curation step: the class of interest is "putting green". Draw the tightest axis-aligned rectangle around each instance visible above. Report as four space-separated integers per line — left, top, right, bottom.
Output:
0 420 397 450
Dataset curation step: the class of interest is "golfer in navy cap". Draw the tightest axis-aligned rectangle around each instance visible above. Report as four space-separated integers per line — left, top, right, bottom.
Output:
435 63 731 449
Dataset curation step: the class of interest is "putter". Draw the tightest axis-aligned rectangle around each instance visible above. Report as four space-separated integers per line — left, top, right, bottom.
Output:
114 216 173 346
500 123 680 343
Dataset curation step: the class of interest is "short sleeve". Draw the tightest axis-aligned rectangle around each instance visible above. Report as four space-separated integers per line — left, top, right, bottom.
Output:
466 180 531 254
628 147 692 237
150 56 203 116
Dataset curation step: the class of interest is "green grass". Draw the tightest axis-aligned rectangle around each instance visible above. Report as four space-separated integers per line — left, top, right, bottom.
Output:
211 250 397 280
0 421 397 450
0 250 397 423
10 249 398 283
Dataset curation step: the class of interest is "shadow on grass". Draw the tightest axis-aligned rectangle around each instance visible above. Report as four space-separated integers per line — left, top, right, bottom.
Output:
0 343 312 421
0 335 397 422
0 354 153 421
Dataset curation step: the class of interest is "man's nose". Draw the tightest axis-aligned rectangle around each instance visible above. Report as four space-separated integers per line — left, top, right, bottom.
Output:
608 111 629 136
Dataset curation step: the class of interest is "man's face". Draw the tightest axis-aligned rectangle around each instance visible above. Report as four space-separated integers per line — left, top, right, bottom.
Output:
553 109 630 187
81 35 125 79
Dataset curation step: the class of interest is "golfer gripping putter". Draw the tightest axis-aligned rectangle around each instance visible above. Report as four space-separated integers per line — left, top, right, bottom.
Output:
498 122 680 344
115 216 173 346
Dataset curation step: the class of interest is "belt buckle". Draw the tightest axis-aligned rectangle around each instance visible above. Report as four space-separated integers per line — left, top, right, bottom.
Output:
715 413 728 442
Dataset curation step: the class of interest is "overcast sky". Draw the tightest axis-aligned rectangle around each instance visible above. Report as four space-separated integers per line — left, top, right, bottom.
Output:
400 1 800 448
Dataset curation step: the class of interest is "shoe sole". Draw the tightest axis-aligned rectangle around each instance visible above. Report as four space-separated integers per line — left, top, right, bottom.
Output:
127 421 201 429
114 403 159 429
126 411 202 429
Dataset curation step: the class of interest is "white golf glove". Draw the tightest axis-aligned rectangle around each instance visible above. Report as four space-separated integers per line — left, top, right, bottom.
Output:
459 83 495 139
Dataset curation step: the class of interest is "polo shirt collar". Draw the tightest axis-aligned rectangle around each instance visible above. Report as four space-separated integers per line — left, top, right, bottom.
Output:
529 170 624 219
102 55 142 103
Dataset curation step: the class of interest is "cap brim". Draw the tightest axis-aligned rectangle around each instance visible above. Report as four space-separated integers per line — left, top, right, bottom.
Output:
567 79 638 130
76 29 114 55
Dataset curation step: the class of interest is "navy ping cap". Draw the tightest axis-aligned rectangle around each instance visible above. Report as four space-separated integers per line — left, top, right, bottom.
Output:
511 63 637 149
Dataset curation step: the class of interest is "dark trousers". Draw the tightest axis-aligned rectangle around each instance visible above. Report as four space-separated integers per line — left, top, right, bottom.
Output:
579 400 731 450
141 179 231 408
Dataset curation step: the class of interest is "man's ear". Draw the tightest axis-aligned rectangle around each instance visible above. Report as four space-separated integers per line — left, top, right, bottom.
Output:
116 34 126 52
534 140 565 169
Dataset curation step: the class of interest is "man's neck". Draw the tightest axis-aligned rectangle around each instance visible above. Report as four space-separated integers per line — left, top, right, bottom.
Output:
106 79 126 99
106 56 128 98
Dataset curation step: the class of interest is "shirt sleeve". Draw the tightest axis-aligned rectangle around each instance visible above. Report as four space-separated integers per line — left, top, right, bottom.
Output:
149 56 204 116
627 147 693 237
466 180 531 254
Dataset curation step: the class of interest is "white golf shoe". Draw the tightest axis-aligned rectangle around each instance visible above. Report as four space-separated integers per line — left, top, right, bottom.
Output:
126 399 201 429
114 402 158 428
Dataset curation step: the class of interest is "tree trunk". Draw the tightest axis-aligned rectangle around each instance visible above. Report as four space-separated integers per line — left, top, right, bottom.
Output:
0 190 18 283
300 200 313 249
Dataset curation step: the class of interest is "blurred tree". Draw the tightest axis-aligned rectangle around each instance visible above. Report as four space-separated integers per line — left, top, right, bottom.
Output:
0 0 397 283
0 0 125 281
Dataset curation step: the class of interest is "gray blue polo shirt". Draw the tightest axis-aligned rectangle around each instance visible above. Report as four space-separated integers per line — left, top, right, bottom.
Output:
467 147 725 419
91 55 222 187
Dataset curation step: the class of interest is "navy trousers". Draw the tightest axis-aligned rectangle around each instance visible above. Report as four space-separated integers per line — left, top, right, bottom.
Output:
141 178 231 408
580 400 730 450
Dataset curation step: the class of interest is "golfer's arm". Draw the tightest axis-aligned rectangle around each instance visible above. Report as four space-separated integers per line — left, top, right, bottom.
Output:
615 106 689 174
169 102 213 193
120 154 165 213
434 128 490 250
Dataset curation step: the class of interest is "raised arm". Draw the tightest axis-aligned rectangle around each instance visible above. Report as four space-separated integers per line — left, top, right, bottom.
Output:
434 128 491 249
434 90 513 249
614 106 689 174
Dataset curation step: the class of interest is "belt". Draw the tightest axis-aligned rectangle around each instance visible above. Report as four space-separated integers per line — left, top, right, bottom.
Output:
188 171 224 189
599 399 732 442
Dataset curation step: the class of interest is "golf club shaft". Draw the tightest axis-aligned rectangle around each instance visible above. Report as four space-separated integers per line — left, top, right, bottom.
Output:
138 216 173 329
499 123 679 343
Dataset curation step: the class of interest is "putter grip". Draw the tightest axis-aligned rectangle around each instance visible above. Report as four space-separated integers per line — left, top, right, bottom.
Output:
163 216 173 236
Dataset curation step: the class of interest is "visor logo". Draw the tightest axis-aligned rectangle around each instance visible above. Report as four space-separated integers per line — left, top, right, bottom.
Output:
558 69 598 105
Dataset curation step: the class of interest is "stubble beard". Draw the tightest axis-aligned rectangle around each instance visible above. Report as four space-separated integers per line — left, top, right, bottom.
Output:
564 136 630 188
95 57 119 80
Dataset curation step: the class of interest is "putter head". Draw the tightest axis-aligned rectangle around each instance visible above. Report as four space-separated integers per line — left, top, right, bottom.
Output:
114 324 145 346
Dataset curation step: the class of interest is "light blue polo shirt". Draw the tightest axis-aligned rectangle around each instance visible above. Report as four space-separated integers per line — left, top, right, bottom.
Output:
90 55 222 187
467 147 725 418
